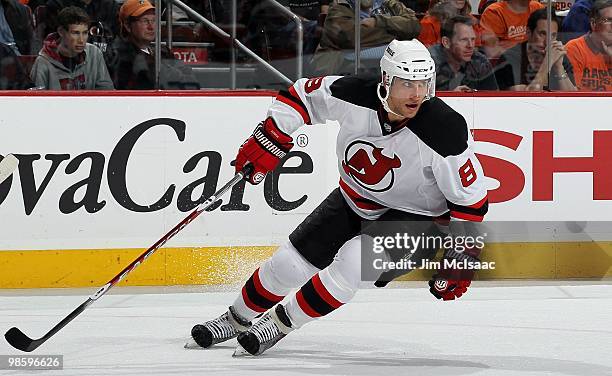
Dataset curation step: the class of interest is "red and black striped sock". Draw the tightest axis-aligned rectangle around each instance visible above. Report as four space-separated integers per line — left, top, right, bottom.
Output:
240 268 284 314
295 273 344 319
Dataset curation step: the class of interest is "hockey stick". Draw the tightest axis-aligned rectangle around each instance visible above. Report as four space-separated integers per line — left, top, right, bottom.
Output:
0 154 19 185
5 164 253 352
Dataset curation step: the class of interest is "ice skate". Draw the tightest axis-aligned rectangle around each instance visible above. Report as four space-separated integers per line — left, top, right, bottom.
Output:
185 306 251 349
233 304 293 356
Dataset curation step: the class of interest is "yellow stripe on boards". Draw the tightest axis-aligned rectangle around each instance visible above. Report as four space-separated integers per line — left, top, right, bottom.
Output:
0 247 276 289
0 243 610 288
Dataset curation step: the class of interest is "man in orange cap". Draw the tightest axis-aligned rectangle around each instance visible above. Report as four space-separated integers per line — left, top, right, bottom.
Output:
105 0 200 89
118 0 155 44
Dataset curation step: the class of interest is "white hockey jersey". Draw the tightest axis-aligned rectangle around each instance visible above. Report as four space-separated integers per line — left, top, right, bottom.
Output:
267 75 488 221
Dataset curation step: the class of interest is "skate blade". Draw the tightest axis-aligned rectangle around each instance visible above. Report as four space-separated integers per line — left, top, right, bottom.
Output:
232 343 250 357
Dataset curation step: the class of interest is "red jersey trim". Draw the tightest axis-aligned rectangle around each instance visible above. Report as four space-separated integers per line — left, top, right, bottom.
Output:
450 211 485 222
339 179 386 211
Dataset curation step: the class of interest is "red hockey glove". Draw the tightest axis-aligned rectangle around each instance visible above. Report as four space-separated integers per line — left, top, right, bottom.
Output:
234 117 293 184
428 248 480 301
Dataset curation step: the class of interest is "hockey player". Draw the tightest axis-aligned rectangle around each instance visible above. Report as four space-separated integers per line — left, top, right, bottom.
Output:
186 39 489 356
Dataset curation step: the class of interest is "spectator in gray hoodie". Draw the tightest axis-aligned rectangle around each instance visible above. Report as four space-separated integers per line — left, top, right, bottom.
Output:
30 6 113 90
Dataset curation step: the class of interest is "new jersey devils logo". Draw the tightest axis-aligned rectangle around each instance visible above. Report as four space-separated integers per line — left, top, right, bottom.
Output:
342 140 402 192
434 279 448 291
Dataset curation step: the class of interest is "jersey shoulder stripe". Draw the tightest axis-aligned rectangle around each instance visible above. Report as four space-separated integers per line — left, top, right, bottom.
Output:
408 97 469 158
277 87 311 124
329 76 381 111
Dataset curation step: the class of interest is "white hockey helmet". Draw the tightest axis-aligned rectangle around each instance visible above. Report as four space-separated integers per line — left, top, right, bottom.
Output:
377 39 436 116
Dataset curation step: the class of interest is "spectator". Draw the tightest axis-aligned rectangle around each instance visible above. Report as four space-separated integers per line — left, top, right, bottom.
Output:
179 0 227 22
238 0 327 60
241 0 289 52
429 15 498 90
280 0 330 22
562 0 593 41
418 0 457 46
565 0 611 90
418 0 482 47
478 0 496 14
405 0 430 15
30 6 113 89
26 0 44 9
239 0 330 60
105 0 200 89
0 41 34 88
311 0 421 74
0 0 34 54
480 0 545 58
44 0 120 47
278 0 331 54
494 8 576 90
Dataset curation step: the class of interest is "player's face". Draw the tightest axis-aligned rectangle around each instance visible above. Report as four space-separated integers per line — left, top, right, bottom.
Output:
58 24 89 57
387 77 428 120
448 23 476 63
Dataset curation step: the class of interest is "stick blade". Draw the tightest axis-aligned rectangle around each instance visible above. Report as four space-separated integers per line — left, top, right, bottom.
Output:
5 327 38 352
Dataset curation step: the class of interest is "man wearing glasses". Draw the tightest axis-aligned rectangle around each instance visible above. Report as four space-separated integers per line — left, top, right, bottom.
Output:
105 0 200 89
566 0 612 90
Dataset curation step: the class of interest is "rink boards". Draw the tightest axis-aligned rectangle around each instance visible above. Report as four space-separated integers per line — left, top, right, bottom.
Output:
0 92 611 287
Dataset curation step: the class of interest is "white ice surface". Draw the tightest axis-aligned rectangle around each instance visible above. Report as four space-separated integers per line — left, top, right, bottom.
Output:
1 282 611 376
